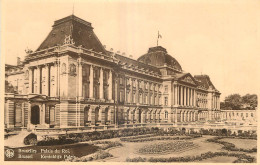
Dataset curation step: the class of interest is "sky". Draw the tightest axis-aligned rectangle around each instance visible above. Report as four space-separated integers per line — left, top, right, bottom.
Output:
1 0 260 101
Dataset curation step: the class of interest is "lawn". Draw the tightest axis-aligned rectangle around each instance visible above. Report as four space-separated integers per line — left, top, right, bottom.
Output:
106 135 225 162
220 138 257 150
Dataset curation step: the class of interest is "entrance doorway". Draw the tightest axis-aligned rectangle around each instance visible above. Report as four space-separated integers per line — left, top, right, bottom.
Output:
31 105 40 125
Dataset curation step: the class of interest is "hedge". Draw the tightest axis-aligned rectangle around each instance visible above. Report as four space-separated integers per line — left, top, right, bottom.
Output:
126 151 255 163
207 137 257 153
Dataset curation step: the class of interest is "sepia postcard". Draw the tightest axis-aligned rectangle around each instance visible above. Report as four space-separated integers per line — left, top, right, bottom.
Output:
1 0 259 164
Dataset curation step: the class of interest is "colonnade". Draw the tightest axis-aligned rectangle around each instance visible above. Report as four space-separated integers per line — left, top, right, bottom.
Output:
179 110 197 122
78 62 113 100
173 83 196 107
212 94 220 109
28 61 59 97
124 78 162 106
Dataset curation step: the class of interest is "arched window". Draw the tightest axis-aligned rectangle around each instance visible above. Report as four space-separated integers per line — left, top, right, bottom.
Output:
69 63 76 75
165 111 168 119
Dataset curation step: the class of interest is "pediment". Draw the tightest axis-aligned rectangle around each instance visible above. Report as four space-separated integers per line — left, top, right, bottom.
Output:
179 74 197 85
28 94 48 101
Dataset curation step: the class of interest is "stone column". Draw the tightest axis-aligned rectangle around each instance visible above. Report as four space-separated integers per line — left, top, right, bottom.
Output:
91 106 96 125
189 88 192 106
41 104 46 125
78 60 83 99
45 64 50 96
21 103 25 127
187 88 190 106
174 83 178 106
99 68 104 99
37 66 41 94
101 107 106 125
56 61 60 97
108 69 113 100
184 87 186 106
192 89 195 106
180 86 183 105
29 68 33 93
89 65 94 98
28 102 32 126
130 78 132 103
135 109 140 123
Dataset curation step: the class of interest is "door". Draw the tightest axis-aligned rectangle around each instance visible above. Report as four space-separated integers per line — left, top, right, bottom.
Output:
31 105 40 125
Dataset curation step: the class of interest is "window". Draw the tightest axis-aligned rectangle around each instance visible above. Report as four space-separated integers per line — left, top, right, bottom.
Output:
246 113 248 117
165 111 168 119
133 92 136 103
164 97 168 106
133 80 136 87
139 93 142 104
251 113 254 117
164 85 168 93
50 107 55 123
119 77 123 85
120 91 123 102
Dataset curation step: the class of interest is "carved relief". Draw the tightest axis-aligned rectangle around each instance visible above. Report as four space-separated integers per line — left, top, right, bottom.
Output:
63 35 75 45
181 76 195 85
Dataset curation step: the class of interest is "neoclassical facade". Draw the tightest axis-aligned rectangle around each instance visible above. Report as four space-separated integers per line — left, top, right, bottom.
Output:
5 15 221 130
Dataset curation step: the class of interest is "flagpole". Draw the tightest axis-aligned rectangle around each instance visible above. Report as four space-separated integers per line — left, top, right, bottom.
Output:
157 31 159 46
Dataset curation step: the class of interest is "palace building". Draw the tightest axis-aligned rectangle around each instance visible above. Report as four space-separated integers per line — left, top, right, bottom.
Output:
4 15 221 130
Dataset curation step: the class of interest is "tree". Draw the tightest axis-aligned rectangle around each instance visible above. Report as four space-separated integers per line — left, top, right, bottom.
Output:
221 94 242 110
242 94 258 110
221 93 258 110
5 80 16 93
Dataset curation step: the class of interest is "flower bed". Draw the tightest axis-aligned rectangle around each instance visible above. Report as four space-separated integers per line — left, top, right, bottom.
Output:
126 151 255 163
120 134 201 142
89 141 123 150
138 141 196 154
207 137 257 153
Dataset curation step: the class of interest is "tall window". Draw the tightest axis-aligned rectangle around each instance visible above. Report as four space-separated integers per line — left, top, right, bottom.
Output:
164 97 168 106
120 77 123 85
120 91 124 102
165 111 168 119
164 85 168 93
139 93 142 104
133 92 136 103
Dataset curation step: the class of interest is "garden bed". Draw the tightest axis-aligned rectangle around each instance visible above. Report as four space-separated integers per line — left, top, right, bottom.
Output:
207 137 257 153
126 151 256 163
138 141 197 155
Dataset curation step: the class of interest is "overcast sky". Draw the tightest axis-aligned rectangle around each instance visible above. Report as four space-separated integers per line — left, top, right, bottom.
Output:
1 0 260 101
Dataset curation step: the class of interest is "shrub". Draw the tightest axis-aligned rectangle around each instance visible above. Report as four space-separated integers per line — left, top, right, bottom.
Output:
24 133 37 145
